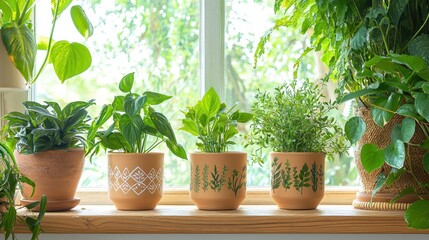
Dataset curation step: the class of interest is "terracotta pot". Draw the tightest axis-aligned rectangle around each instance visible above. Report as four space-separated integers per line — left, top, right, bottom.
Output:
0 32 28 91
353 108 429 210
190 152 247 210
15 148 85 211
270 152 325 210
108 152 164 210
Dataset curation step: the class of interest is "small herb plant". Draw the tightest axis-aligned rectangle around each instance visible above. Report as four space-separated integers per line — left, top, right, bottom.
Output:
180 87 253 152
0 142 47 240
3 100 95 154
247 80 347 164
87 72 187 159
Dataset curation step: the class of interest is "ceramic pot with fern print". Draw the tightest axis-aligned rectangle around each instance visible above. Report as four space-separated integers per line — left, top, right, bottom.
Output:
270 152 325 210
190 152 247 210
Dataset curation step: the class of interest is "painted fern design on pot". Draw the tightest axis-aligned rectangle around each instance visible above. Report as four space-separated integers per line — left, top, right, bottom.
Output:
202 164 209 192
318 164 324 190
281 159 292 191
194 165 201 193
228 166 246 196
271 157 282 192
210 165 228 192
190 163 193 191
293 163 311 194
311 162 318 192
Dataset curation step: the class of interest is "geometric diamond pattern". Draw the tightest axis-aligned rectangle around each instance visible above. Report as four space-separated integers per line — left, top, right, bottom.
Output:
108 166 163 195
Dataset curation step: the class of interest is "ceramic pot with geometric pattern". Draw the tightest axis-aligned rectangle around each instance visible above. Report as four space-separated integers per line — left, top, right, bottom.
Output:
107 152 164 210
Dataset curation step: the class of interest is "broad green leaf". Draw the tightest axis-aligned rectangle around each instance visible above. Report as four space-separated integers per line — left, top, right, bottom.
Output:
150 111 176 143
385 168 405 186
119 114 144 147
37 36 54 50
384 140 405 169
390 186 415 204
364 55 383 67
345 116 366 145
50 41 91 82
388 0 409 26
0 1 13 23
390 54 427 72
51 0 72 16
112 96 125 112
95 104 113 127
396 104 420 119
70 5 93 39
391 124 402 143
100 132 130 151
400 118 415 143
408 34 429 64
405 200 429 229
361 144 385 173
383 93 402 122
180 118 199 136
124 94 146 116
370 97 388 127
423 153 429 174
414 93 429 121
224 126 238 141
144 91 172 105
371 173 387 202
236 112 253 123
166 140 187 160
119 72 134 93
350 25 366 50
418 68 429 81
201 87 221 119
339 88 383 103
1 22 36 82
423 83 429 94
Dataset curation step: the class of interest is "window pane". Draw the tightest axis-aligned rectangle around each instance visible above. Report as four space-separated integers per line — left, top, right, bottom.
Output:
225 0 358 186
35 0 199 187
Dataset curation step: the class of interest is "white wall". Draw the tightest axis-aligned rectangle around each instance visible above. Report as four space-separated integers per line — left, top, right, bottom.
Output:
16 234 429 240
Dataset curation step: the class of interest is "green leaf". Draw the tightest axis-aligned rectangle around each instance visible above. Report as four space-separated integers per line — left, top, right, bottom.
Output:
414 93 429 121
339 88 384 103
50 41 92 82
236 112 253 123
350 25 367 50
100 132 130 151
150 111 176 143
361 144 385 173
423 153 429 174
119 72 134 93
124 94 146 116
390 186 415 204
384 140 405 169
201 87 221 119
390 54 428 72
370 97 388 127
345 116 366 145
166 140 187 159
112 96 125 112
371 173 387 201
70 5 93 39
119 114 144 146
422 83 429 94
400 118 415 143
388 0 409 26
1 22 36 82
418 68 429 81
405 200 429 229
396 104 420 119
144 91 172 105
51 0 73 16
383 93 402 122
408 34 429 64
180 118 199 136
385 168 405 186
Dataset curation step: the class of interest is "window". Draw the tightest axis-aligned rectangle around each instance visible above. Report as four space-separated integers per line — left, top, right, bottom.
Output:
31 0 357 189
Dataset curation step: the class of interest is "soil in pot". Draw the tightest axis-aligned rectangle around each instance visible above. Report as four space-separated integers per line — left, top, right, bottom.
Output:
190 152 247 210
108 152 164 210
15 148 85 211
270 152 325 210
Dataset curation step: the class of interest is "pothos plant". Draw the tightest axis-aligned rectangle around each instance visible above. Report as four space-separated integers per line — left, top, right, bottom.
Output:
246 79 347 165
86 72 187 159
0 0 93 84
0 142 47 240
180 87 253 153
2 100 95 154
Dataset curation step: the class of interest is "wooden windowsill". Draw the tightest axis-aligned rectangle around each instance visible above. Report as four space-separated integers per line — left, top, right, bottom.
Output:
15 205 429 234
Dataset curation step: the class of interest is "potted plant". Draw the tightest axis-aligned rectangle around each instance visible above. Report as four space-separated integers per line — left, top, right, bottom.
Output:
2 99 94 211
0 142 46 239
246 80 347 209
254 0 429 228
0 0 93 90
180 87 252 210
86 72 187 210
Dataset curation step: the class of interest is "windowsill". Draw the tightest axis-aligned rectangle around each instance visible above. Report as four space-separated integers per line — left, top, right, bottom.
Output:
15 205 429 234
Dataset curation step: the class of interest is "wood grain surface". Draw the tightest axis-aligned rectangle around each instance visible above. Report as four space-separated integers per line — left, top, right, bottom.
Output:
14 205 429 234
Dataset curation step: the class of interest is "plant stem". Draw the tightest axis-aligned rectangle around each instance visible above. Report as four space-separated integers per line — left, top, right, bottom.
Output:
31 0 60 84
402 12 429 52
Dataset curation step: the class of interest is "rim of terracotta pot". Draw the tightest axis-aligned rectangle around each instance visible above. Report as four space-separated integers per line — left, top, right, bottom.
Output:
107 152 164 157
270 152 326 156
15 148 84 154
190 151 247 156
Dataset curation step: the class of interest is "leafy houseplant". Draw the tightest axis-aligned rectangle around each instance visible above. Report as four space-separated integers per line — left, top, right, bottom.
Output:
3 99 94 211
247 80 347 209
0 0 93 89
180 87 253 210
87 72 186 210
255 0 429 228
0 142 46 240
